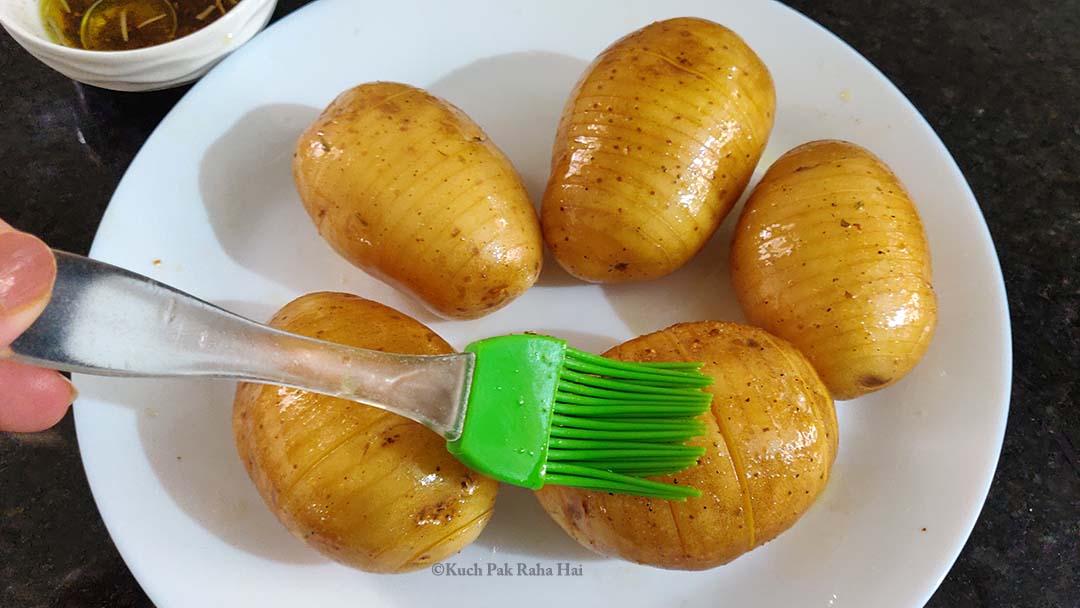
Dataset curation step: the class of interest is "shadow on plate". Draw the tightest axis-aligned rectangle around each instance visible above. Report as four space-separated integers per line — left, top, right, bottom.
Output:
198 103 333 296
427 51 588 208
600 206 747 336
535 251 581 288
112 375 327 565
475 485 602 562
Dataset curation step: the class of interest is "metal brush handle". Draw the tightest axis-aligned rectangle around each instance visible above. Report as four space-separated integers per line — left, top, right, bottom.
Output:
7 251 472 439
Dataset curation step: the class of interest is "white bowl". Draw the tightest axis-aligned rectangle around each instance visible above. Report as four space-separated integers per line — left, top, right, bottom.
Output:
0 0 276 91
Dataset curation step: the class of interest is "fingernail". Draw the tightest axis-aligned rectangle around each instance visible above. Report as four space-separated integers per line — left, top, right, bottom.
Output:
63 375 79 403
0 232 55 313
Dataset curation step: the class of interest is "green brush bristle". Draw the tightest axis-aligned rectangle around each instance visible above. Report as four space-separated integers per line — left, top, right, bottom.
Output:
449 335 713 502
542 347 713 501
544 463 701 500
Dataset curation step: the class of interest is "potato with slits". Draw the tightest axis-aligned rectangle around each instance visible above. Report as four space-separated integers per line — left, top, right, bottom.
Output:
535 321 837 569
542 17 775 282
294 82 543 319
233 292 498 572
730 140 937 400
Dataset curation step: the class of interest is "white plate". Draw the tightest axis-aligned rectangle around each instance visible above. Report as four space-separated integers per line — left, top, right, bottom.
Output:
74 0 1011 606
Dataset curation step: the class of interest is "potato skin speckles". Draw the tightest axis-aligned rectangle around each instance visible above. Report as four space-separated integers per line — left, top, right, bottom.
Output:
233 293 497 572
294 82 542 319
542 17 775 283
536 321 837 569
730 140 937 400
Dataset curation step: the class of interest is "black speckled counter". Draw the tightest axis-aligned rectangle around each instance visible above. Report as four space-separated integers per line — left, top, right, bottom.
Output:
1 1 1076 606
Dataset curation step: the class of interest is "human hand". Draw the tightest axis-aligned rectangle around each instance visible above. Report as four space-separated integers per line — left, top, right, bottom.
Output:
0 220 75 432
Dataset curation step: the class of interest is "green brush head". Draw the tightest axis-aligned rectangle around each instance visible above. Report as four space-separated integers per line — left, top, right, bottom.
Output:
446 335 712 501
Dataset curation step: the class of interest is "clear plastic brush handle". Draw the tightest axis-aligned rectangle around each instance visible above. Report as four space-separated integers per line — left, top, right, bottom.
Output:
7 250 473 439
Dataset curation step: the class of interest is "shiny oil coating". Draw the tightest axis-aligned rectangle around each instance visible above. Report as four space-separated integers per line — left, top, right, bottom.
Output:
730 140 937 400
535 322 837 569
293 83 543 319
541 17 775 282
232 293 497 572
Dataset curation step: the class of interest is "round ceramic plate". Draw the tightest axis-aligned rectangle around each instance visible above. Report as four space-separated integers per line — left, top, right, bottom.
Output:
74 0 1011 606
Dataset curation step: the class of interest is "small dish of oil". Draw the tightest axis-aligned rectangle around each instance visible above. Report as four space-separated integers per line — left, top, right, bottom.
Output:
41 0 240 51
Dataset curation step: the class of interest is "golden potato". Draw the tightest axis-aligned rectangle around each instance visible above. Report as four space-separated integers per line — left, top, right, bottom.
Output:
535 321 837 569
293 83 543 319
542 17 775 282
233 292 497 572
730 140 937 399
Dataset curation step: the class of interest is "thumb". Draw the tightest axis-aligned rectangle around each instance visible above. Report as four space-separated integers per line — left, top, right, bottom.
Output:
0 225 57 347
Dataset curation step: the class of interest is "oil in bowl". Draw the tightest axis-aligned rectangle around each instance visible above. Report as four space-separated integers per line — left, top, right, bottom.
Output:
40 0 240 51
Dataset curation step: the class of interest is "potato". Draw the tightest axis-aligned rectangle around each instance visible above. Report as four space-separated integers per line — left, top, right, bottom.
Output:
730 140 937 399
541 17 775 282
232 292 498 572
293 82 543 319
535 321 837 569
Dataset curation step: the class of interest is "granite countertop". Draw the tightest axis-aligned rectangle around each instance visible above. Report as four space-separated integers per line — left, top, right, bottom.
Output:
1 1 1076 606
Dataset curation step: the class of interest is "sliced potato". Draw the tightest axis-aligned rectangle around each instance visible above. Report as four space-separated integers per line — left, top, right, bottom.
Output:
730 140 937 399
233 292 498 572
294 83 543 319
535 321 837 569
542 17 775 282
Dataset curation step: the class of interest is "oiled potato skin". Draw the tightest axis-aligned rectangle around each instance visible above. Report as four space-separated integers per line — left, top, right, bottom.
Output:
730 140 937 400
542 17 775 282
535 322 837 569
233 292 497 572
294 83 543 319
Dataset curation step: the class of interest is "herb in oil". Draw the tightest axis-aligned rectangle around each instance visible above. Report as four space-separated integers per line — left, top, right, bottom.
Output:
40 0 240 51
